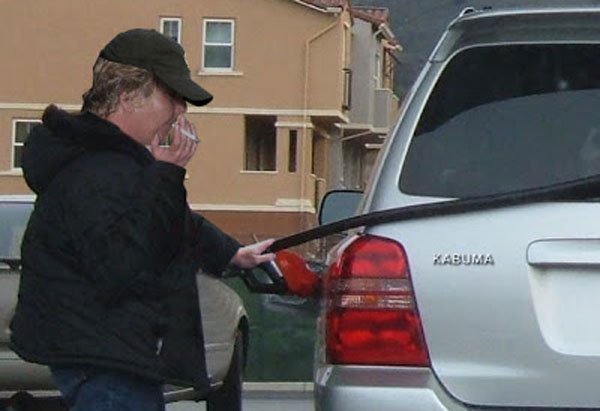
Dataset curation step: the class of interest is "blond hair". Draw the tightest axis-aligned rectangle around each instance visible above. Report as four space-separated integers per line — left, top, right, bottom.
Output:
81 57 156 118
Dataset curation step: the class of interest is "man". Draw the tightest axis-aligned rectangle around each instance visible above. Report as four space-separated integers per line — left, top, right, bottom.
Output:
9 28 274 411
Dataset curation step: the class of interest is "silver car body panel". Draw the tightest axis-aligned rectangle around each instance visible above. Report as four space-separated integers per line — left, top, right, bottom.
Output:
316 6 600 410
433 8 600 63
315 366 463 411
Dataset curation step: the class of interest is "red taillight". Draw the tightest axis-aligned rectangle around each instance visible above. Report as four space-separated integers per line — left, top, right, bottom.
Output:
325 234 430 366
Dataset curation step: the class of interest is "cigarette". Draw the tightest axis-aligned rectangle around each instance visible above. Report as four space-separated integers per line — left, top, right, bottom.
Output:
171 122 199 142
180 128 199 142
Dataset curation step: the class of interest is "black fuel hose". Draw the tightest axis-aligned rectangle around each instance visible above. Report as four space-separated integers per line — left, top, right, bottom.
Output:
268 175 600 252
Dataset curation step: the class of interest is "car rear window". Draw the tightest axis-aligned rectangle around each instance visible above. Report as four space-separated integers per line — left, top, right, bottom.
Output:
400 44 600 198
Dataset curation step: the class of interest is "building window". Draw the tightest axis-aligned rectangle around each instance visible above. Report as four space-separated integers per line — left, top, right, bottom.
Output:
203 19 234 71
244 116 276 171
288 130 298 173
374 51 382 88
160 18 181 43
382 50 395 90
311 135 316 175
12 120 40 169
343 68 352 110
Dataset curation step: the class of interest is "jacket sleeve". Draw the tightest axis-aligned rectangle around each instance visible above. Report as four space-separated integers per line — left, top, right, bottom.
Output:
65 155 187 304
190 212 241 276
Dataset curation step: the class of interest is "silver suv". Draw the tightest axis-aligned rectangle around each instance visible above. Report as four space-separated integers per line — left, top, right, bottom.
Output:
314 6 600 410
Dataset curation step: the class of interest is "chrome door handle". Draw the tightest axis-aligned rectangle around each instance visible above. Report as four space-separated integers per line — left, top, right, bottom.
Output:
527 239 600 267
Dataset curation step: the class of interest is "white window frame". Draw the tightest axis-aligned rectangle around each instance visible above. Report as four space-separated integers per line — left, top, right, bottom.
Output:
160 17 182 43
12 119 41 170
202 19 235 72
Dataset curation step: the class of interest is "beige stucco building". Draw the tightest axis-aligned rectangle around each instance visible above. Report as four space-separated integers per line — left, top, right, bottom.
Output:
0 0 400 243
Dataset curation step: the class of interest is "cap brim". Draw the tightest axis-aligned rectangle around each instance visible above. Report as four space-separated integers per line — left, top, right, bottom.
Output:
159 74 213 106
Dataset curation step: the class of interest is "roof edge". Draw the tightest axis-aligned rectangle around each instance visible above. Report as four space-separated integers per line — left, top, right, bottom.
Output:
351 6 389 25
290 0 345 13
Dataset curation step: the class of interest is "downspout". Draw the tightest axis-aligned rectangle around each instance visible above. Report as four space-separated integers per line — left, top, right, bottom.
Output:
301 18 339 220
370 26 383 128
372 26 383 86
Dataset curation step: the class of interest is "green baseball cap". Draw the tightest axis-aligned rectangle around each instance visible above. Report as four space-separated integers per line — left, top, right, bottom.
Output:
99 28 213 106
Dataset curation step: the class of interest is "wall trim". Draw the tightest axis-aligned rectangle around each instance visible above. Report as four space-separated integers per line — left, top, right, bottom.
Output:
188 107 346 119
275 198 313 209
239 170 278 175
196 71 244 77
290 0 342 13
0 171 23 176
189 204 316 213
337 122 390 135
337 122 371 130
189 202 316 214
0 103 347 121
275 121 314 129
0 103 81 111
372 127 390 134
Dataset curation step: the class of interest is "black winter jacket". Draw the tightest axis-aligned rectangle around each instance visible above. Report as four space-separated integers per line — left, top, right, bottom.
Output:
9 105 240 391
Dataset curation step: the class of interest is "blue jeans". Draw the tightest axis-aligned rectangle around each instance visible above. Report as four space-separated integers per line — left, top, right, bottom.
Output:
50 366 165 411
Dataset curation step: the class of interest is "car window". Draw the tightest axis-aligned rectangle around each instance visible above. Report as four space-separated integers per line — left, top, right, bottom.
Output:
401 44 600 198
0 202 33 261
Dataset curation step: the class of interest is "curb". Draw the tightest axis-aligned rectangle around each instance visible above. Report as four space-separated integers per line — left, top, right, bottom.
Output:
243 382 314 399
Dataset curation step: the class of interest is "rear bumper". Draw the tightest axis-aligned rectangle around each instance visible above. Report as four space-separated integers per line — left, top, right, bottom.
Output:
314 365 466 411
